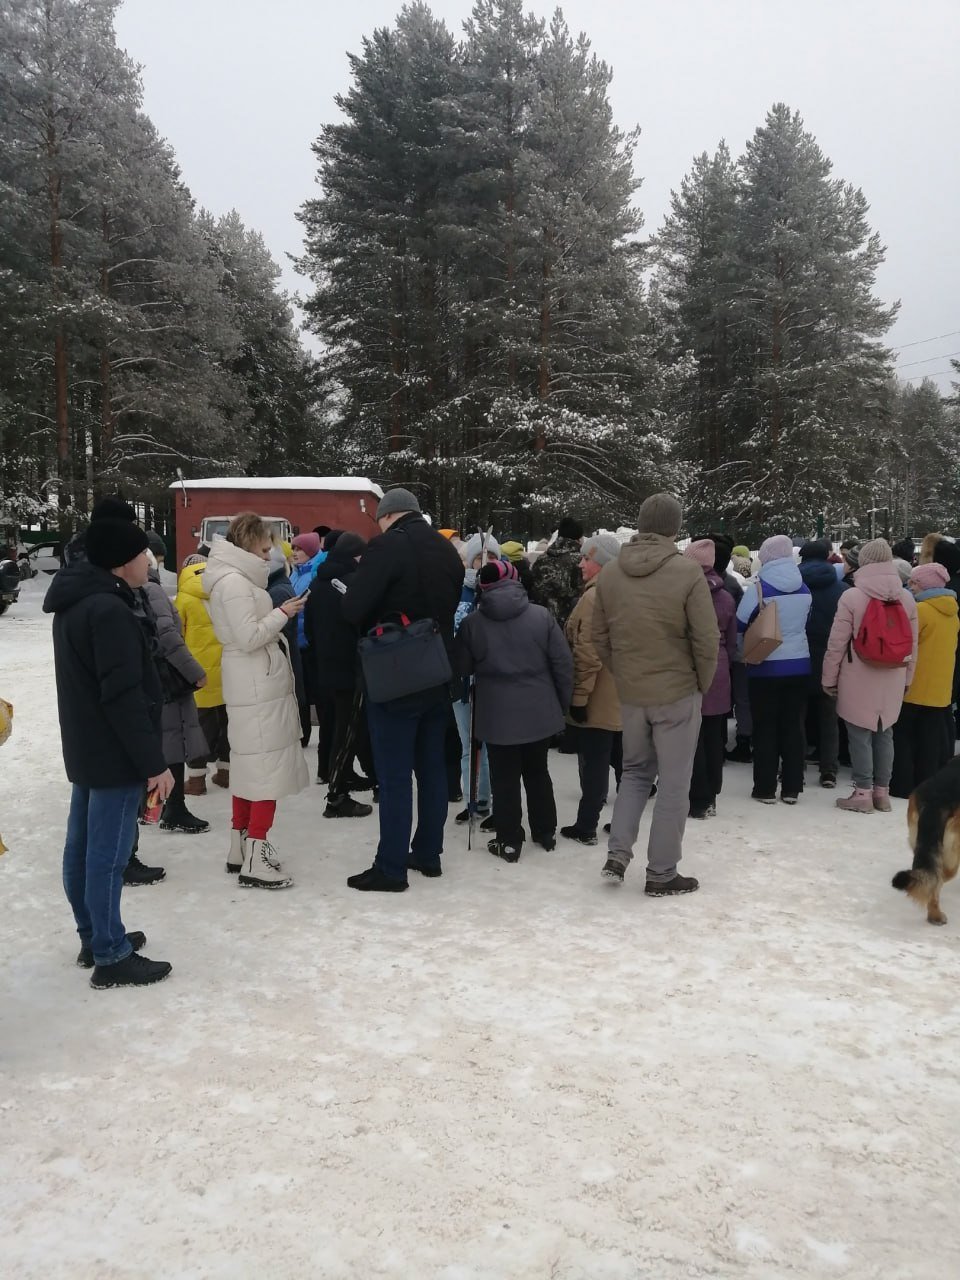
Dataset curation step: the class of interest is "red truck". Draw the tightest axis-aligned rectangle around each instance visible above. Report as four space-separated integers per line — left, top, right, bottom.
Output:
169 477 384 568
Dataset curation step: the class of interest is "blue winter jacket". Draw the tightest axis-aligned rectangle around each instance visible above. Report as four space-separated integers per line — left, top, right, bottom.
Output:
737 556 812 678
291 550 326 649
799 559 849 687
453 578 479 704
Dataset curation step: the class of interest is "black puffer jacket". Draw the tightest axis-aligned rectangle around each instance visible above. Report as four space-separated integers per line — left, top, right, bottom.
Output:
44 561 165 786
341 513 464 658
304 547 364 691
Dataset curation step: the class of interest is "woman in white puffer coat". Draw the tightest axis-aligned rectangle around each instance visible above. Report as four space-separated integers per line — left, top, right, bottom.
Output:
203 514 308 889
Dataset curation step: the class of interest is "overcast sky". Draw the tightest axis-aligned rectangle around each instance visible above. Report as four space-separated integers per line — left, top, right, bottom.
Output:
114 0 959 390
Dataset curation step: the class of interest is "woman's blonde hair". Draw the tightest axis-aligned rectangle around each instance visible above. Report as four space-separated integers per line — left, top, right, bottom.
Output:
226 512 271 552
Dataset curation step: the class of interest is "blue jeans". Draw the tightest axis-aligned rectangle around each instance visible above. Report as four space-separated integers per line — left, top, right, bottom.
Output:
452 697 490 809
367 694 450 880
62 784 142 966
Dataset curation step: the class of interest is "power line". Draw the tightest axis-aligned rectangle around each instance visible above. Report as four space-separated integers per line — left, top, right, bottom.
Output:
890 328 960 352
901 369 956 382
896 348 960 369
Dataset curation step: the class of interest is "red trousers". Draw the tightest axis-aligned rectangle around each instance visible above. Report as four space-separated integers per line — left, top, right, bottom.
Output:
231 796 277 840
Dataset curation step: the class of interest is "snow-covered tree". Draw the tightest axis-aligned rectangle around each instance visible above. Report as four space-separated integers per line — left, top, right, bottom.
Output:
297 0 673 533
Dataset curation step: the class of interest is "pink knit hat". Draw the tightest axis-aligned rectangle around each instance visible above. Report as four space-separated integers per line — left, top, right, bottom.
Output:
759 534 794 564
478 560 519 590
292 532 321 558
683 539 715 569
909 562 949 592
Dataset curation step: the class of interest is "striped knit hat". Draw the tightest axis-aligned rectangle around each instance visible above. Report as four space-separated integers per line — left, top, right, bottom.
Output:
478 560 519 590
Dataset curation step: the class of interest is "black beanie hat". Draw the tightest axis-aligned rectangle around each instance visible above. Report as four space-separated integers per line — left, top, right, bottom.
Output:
90 495 136 523
333 532 367 560
707 532 734 578
85 519 149 570
799 538 831 562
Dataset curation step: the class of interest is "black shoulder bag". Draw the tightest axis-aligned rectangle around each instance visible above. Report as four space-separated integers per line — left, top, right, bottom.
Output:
357 532 452 703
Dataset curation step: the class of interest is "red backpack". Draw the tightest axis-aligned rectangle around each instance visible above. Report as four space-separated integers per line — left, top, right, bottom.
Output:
851 597 913 667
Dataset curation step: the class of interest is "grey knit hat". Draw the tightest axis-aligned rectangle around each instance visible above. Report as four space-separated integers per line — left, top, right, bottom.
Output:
581 533 621 567
637 493 682 538
858 537 893 566
463 532 501 565
376 487 421 520
843 545 861 571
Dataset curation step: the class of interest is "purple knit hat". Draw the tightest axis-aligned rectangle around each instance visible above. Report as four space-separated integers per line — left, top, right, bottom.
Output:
292 532 321 558
478 560 519 590
759 534 794 565
909 562 949 593
684 539 715 569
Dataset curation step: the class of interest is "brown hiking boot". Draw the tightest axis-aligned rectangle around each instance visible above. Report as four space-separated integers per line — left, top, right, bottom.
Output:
184 775 207 797
211 768 230 789
645 874 699 896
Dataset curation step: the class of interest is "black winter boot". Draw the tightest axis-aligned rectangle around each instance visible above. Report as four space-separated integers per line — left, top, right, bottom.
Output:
123 853 166 886
488 839 521 863
89 951 172 989
159 764 210 834
324 794 373 819
77 930 146 969
347 866 408 892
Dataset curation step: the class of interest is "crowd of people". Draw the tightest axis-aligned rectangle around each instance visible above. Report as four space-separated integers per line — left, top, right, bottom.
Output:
45 488 960 988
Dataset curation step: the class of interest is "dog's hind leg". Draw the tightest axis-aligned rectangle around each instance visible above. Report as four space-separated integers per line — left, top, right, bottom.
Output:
927 882 947 926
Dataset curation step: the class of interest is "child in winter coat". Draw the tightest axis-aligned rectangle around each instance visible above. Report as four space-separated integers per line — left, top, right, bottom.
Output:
456 560 574 861
685 540 737 818
451 533 503 823
561 533 623 844
890 561 959 797
821 539 918 814
736 535 812 804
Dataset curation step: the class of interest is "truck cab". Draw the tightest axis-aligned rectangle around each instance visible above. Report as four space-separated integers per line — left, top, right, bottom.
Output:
199 516 292 548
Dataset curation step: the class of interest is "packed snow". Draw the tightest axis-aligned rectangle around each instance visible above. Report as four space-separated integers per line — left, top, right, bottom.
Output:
2 575 959 1280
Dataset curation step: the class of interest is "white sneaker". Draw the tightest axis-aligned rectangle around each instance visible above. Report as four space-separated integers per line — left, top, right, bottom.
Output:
226 827 245 874
238 837 293 890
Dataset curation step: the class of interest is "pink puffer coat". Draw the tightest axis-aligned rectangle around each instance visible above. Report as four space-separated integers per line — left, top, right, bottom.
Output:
821 562 918 731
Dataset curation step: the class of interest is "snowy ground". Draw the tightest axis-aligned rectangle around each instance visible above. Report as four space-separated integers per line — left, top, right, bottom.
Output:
2 575 959 1280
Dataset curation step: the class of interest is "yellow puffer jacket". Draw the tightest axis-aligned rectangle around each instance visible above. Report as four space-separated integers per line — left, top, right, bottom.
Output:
175 563 224 707
904 593 959 708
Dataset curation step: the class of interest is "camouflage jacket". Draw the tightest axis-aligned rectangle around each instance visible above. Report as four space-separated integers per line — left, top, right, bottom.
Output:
530 538 583 628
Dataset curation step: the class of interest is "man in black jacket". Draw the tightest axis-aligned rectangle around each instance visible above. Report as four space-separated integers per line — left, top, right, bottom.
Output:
44 519 174 989
342 489 465 890
305 532 375 819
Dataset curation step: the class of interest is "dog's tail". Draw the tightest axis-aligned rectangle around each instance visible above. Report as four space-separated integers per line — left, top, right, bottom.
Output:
892 795 943 903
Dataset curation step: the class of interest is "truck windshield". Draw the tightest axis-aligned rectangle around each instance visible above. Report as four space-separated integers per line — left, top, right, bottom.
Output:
200 517 291 544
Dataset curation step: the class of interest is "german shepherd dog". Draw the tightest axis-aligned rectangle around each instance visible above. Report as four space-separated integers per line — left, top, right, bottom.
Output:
893 756 960 925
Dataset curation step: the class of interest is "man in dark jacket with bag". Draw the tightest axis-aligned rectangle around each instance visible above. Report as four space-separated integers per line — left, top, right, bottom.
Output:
44 519 174 989
342 489 465 890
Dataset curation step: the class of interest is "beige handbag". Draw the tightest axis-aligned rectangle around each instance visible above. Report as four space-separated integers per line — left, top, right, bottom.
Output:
742 578 782 665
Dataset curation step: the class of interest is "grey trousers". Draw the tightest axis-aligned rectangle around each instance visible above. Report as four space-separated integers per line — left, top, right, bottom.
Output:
608 693 702 882
846 721 894 788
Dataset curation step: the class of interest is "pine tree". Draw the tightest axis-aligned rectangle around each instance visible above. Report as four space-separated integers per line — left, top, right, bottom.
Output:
298 0 671 532
653 105 897 538
731 104 896 535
